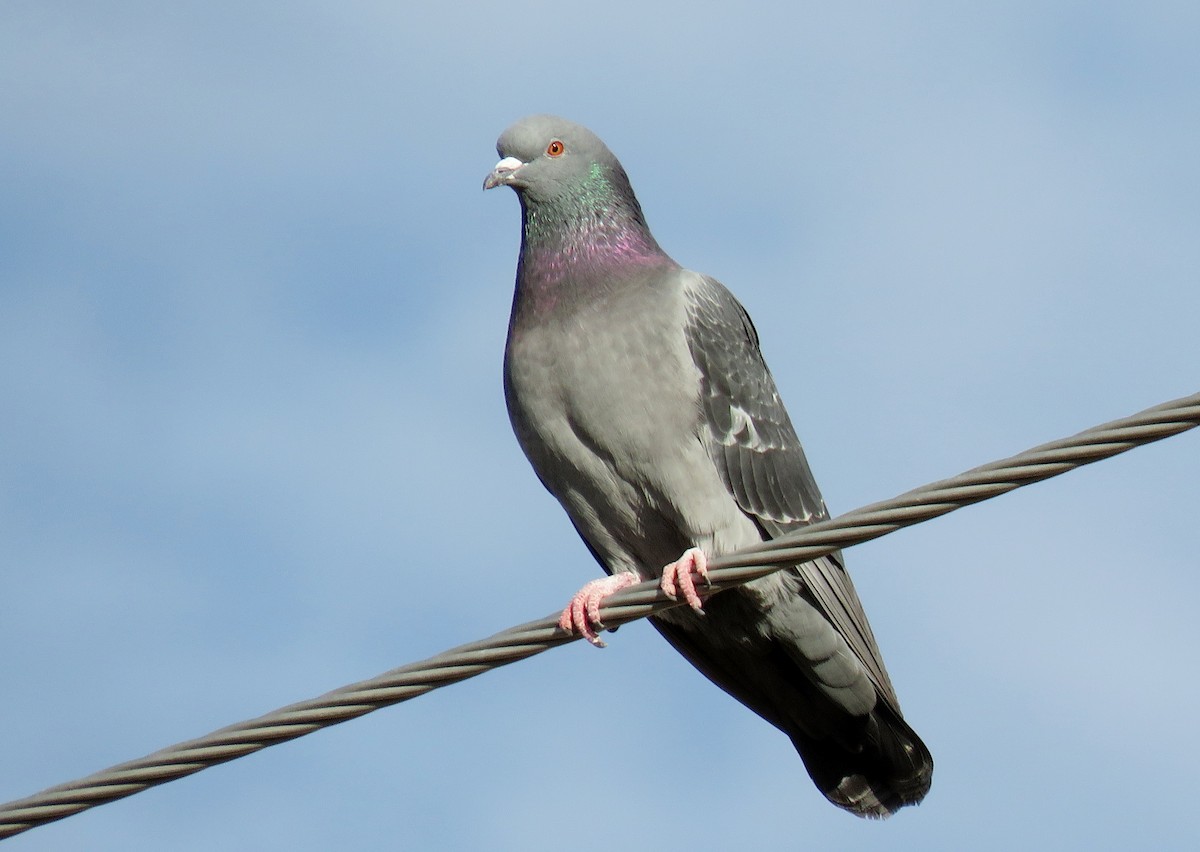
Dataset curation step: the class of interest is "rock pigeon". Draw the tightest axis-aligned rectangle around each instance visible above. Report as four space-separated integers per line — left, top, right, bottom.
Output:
484 115 932 818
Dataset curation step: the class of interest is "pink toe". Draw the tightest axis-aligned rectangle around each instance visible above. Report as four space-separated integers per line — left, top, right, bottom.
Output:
558 573 640 647
660 547 709 611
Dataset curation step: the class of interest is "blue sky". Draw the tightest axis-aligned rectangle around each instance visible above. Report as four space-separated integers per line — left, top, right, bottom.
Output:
2 2 1198 849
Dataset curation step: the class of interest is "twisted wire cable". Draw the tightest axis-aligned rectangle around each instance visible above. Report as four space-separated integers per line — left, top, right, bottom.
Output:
1 391 1196 840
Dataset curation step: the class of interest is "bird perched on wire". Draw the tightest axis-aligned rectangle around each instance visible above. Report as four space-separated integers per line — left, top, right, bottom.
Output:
484 115 932 818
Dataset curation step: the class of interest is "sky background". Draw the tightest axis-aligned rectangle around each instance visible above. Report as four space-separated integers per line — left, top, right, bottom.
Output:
2 2 1198 849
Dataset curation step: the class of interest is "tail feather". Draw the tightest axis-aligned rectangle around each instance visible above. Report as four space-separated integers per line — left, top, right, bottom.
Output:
791 704 933 819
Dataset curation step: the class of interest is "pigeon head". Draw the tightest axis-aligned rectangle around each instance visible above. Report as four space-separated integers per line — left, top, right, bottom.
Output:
483 114 622 203
484 116 669 283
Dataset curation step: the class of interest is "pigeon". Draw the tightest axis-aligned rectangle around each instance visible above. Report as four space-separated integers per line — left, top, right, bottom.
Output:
484 115 932 818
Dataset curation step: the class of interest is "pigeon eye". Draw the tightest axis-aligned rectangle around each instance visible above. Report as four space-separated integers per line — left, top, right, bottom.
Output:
546 140 565 157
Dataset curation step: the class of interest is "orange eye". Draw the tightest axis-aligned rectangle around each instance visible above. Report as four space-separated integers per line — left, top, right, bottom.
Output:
546 139 565 157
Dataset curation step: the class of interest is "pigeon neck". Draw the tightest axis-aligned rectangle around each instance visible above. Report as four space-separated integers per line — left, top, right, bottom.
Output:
515 164 671 297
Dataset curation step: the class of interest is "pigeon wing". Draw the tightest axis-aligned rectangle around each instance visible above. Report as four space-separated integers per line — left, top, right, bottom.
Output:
682 273 900 707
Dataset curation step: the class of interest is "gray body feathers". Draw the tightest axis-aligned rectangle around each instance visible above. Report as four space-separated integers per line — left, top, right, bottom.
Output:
491 115 932 817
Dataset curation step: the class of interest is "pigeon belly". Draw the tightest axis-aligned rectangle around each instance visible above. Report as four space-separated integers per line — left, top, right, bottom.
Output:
503 287 767 588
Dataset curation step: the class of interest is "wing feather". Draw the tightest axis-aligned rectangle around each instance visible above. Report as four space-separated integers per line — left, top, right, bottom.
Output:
682 273 900 707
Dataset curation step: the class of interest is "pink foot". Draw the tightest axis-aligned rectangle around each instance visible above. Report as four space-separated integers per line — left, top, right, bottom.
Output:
558 572 640 647
660 547 710 612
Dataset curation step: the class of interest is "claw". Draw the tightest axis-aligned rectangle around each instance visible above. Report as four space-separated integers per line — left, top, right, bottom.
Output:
558 573 640 647
660 547 710 612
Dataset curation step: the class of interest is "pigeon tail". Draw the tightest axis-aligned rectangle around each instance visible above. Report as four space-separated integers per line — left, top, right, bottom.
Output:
791 704 933 819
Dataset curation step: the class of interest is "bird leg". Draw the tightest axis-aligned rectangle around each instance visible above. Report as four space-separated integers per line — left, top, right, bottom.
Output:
659 546 710 612
558 572 640 647
559 547 711 648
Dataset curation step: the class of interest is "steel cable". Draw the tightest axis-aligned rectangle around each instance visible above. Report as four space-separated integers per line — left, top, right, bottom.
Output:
1 391 1196 840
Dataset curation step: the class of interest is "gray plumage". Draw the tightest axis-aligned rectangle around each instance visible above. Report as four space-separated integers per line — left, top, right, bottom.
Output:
485 115 932 817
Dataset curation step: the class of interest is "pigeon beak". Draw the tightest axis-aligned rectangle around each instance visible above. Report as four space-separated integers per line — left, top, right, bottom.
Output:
483 156 526 190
